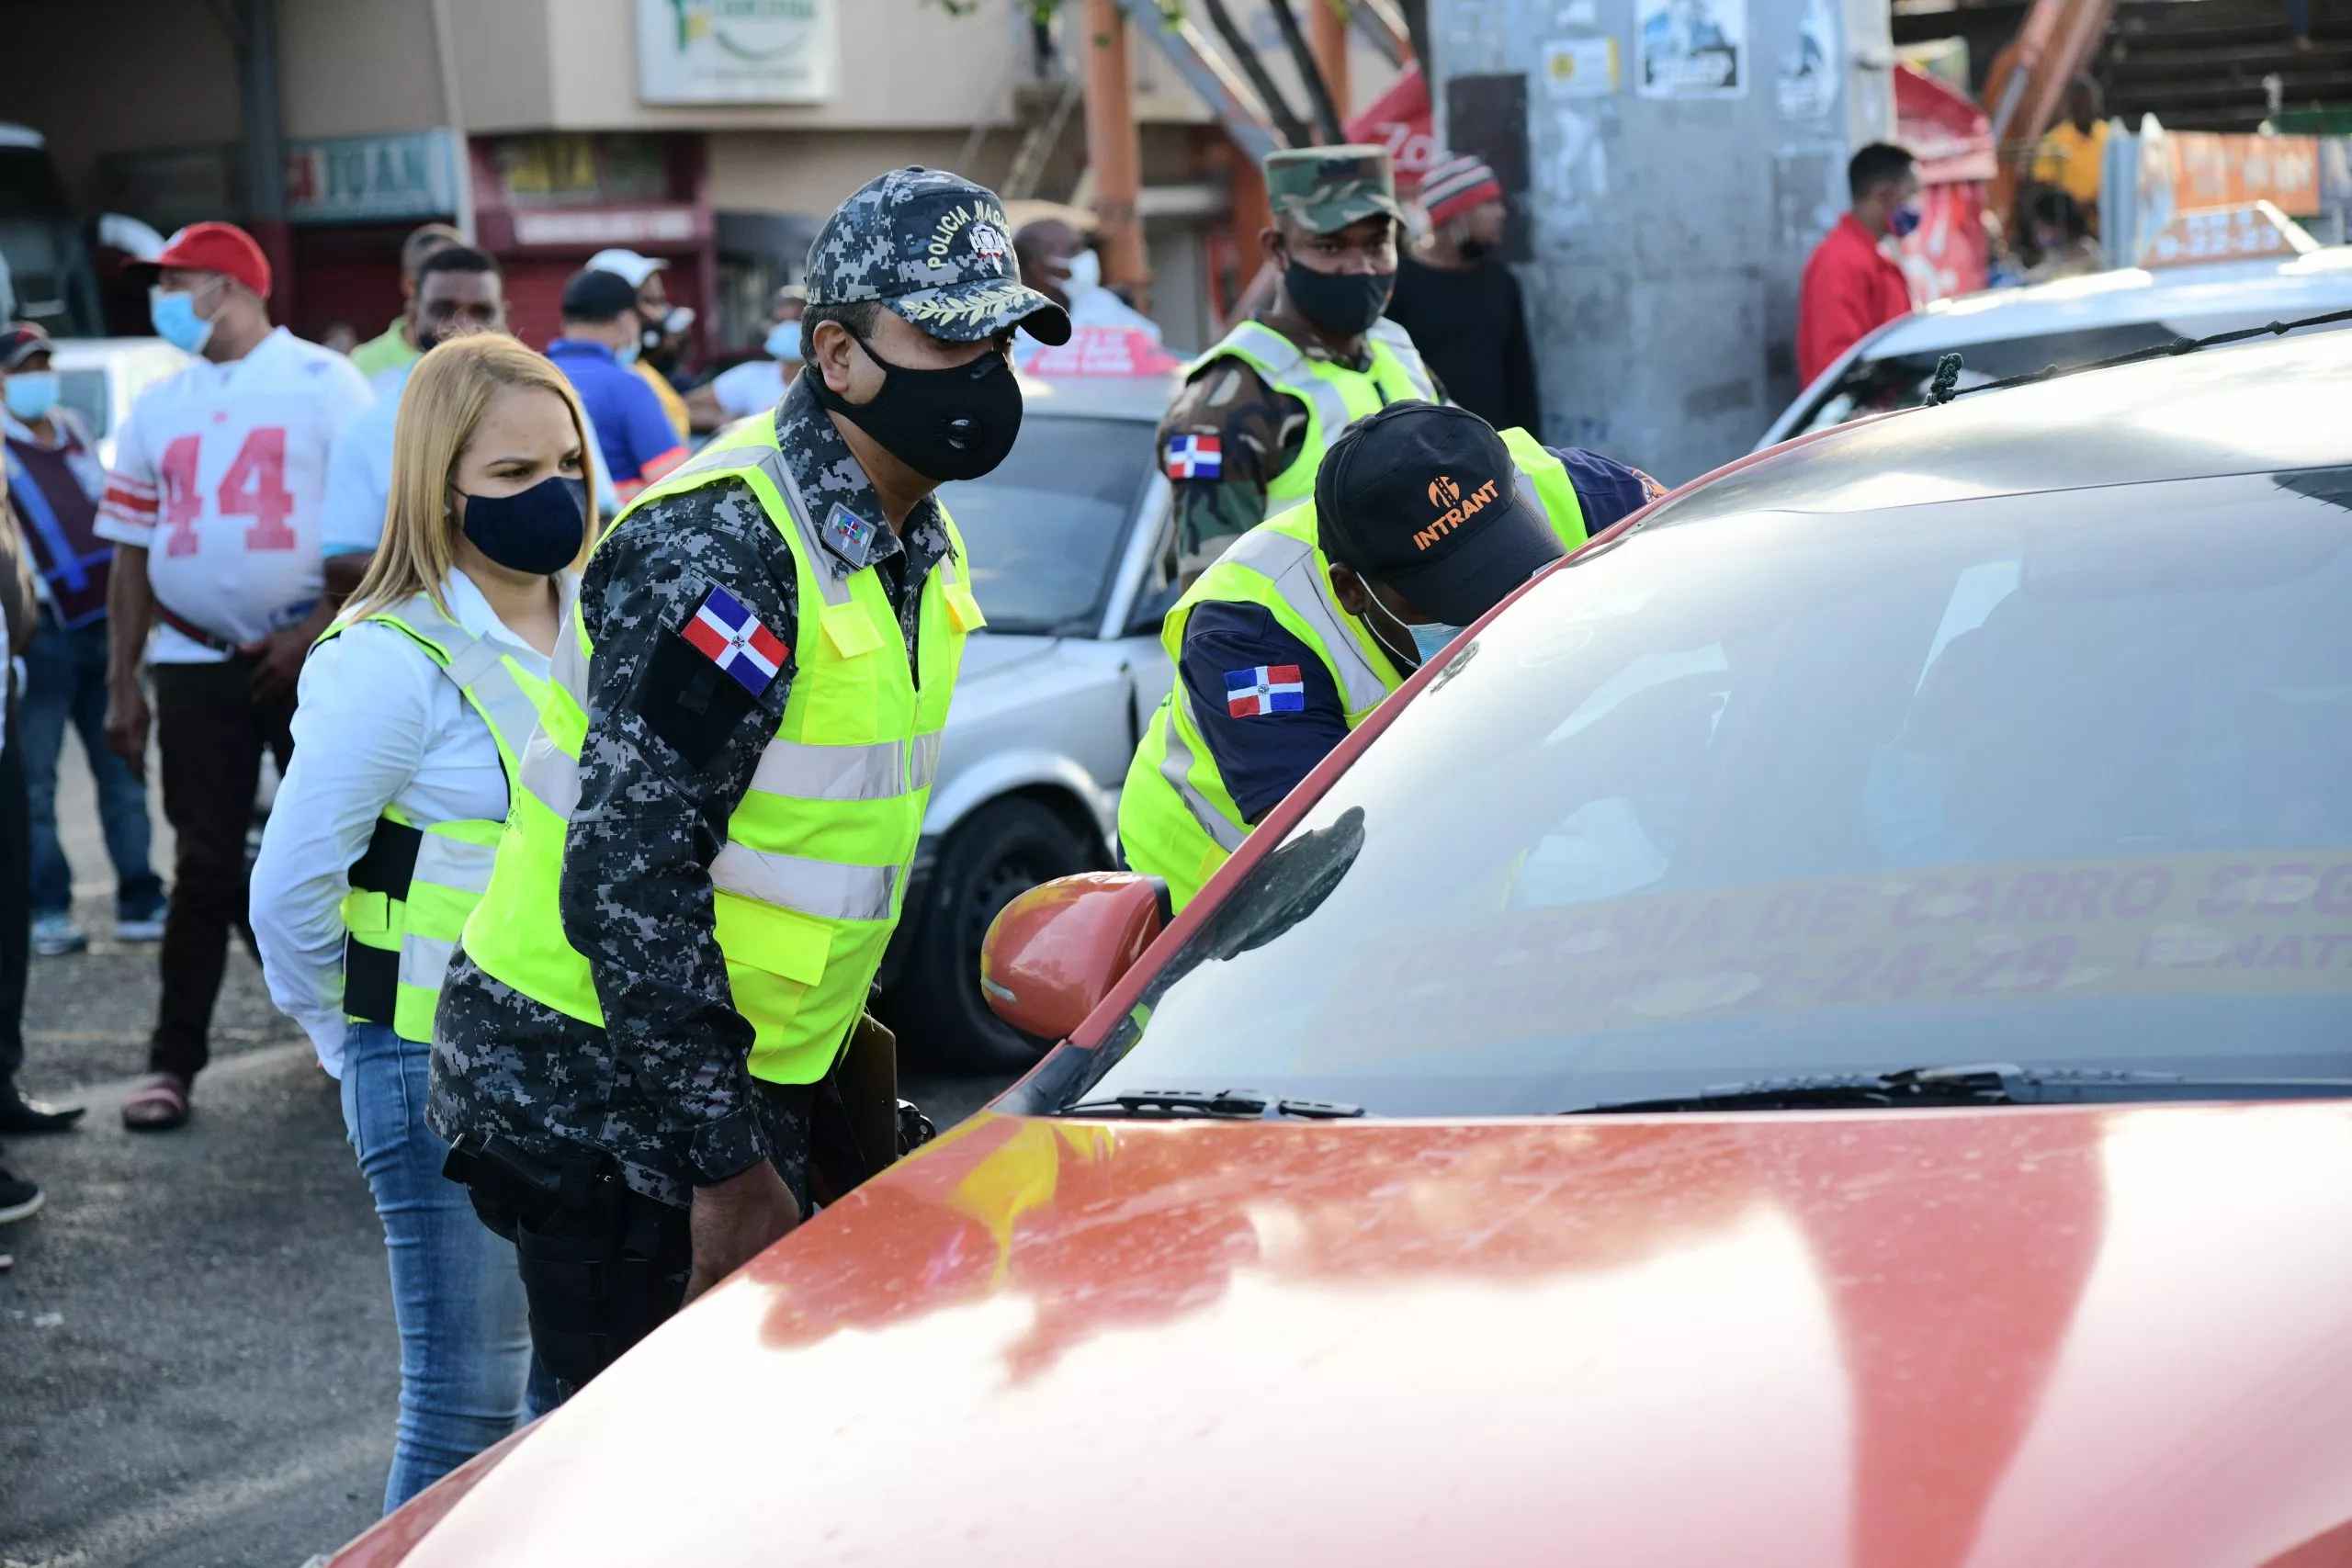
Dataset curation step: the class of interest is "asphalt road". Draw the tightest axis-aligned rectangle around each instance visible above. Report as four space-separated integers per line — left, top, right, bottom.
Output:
1 737 1011 1568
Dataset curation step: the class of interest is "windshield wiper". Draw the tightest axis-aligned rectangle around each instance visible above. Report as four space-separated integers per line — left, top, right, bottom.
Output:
1566 1064 2352 1116
1059 1089 1366 1121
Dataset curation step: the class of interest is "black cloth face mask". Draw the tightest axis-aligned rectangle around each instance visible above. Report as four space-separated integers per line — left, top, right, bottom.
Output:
1282 256 1396 338
816 333 1023 482
458 474 587 576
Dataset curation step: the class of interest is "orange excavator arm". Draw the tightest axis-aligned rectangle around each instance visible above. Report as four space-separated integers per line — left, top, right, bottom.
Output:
1981 0 2117 223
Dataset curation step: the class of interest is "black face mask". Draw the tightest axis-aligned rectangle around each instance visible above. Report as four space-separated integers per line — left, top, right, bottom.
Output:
458 474 587 576
816 333 1023 482
1283 257 1396 338
1457 236 1496 262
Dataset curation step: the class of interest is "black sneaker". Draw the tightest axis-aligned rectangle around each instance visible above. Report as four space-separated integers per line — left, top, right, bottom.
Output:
0 1166 43 1224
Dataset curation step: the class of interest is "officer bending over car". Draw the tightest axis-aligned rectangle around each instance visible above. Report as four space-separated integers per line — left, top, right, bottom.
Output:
429 167 1069 1395
1122 400 1662 911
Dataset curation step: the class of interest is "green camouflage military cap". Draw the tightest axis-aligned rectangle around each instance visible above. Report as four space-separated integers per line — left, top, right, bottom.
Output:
805 166 1072 344
1265 144 1404 233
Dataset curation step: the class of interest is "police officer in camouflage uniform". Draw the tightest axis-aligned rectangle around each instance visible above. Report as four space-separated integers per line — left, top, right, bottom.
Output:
1158 146 1442 576
428 167 1069 1393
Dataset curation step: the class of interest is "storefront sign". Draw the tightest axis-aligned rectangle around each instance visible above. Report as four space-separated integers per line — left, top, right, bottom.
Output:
2166 131 2322 215
2143 202 2318 268
283 131 458 224
509 206 701 248
637 0 839 105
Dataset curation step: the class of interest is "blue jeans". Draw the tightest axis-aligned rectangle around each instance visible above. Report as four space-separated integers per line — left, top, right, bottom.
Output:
339 1021 549 1510
20 609 162 918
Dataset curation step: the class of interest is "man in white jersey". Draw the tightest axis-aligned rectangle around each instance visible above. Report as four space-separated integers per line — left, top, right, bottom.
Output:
96 222 373 1132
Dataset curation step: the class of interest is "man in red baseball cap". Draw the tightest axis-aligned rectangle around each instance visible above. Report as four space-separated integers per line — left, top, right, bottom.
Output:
98 220 376 1131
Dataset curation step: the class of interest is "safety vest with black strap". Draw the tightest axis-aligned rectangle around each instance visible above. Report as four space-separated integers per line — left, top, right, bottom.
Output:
1119 428 1587 911
333 592 556 1042
1188 316 1440 517
459 415 985 1087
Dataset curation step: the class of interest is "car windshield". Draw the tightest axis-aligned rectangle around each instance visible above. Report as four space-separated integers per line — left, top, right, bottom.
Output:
937 413 1154 637
1794 314 2352 437
1075 466 2352 1115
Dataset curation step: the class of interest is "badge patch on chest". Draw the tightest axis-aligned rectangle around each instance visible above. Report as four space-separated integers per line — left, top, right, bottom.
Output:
820 502 878 570
682 584 789 696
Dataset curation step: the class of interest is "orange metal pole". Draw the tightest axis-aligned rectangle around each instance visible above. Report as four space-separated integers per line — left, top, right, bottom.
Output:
1083 0 1151 309
1310 0 1353 122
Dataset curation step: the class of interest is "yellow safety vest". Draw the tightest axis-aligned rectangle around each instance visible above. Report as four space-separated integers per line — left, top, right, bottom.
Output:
1119 429 1586 910
334 592 556 1043
460 417 986 1085
1188 316 1439 515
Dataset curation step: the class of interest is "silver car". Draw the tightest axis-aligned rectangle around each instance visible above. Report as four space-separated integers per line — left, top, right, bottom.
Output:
876 370 1181 1070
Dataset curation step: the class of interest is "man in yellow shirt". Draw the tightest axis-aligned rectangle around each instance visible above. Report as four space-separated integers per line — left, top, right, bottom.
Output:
348 223 465 379
2032 77 2109 228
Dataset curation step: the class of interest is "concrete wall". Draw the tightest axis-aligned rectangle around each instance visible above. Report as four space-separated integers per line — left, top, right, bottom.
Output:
1434 0 1894 481
279 0 447 137
709 130 1018 218
0 0 242 210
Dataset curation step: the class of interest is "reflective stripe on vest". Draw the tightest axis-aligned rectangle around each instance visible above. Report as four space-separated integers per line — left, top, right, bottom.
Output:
1188 317 1440 513
1117 430 1585 911
460 414 979 1085
334 592 553 1043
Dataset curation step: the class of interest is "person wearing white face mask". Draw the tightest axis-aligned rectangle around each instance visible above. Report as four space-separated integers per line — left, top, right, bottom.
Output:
688 284 806 432
96 221 376 1132
1010 210 1161 368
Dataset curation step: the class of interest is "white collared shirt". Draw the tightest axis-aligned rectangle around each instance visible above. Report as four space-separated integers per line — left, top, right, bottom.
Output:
250 569 560 1075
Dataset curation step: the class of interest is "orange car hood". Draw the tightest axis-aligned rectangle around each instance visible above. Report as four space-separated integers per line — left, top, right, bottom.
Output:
396 1103 2352 1568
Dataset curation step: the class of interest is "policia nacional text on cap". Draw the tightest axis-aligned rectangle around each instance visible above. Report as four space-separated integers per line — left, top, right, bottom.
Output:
1157 144 1442 574
1122 400 1665 912
428 167 1069 1393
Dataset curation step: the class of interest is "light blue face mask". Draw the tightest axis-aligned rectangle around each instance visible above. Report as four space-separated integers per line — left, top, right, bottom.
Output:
150 285 219 355
1410 620 1468 665
615 336 641 367
763 320 800 360
4 370 59 421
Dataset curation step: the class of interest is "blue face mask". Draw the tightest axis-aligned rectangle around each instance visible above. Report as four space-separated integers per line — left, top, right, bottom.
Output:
615 336 641 367
1890 200 1924 240
458 475 588 576
763 320 800 361
150 285 219 355
4 371 59 421
1411 620 1468 665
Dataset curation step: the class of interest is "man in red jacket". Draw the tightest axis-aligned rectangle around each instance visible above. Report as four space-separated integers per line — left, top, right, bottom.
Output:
1797 143 1921 386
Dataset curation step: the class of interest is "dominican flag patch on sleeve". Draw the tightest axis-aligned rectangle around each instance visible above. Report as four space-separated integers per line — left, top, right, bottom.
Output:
1226 664 1306 717
1165 434 1223 480
682 584 789 696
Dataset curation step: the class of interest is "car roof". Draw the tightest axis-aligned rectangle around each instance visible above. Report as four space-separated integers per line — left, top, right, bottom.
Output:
1667 328 2352 525
1015 369 1182 423
1855 247 2352 358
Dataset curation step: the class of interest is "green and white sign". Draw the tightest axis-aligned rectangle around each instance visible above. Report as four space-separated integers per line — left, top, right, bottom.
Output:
637 0 839 105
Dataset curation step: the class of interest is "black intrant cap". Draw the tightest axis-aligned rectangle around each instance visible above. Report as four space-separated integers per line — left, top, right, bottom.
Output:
560 267 640 323
1315 400 1567 626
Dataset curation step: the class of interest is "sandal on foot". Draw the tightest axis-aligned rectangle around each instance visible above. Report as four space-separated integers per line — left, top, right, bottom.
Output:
122 1074 192 1132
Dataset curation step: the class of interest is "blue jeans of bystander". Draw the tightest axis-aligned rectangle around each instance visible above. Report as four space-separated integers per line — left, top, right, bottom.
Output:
339 1021 550 1511
19 610 163 918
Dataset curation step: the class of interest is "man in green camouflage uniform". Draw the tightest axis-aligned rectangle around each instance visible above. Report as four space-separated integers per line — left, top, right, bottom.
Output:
1158 145 1442 576
429 167 1069 1392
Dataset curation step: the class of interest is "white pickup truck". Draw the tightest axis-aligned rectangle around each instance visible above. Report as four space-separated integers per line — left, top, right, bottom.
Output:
876 369 1182 1070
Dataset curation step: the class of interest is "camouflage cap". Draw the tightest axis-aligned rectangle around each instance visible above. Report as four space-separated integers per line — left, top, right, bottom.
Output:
804 166 1072 345
1265 144 1404 234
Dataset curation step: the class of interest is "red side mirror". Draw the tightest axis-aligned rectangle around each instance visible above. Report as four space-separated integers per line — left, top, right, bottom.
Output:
979 873 1167 1041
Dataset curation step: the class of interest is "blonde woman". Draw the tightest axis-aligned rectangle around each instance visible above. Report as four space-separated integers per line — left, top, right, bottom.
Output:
251 335 590 1509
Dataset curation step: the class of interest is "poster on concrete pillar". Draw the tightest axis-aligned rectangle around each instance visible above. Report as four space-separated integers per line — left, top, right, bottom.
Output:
1635 0 1747 99
1775 0 1840 119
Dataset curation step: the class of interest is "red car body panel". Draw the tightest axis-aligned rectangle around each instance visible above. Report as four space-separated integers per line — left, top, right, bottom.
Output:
374 1101 2352 1568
